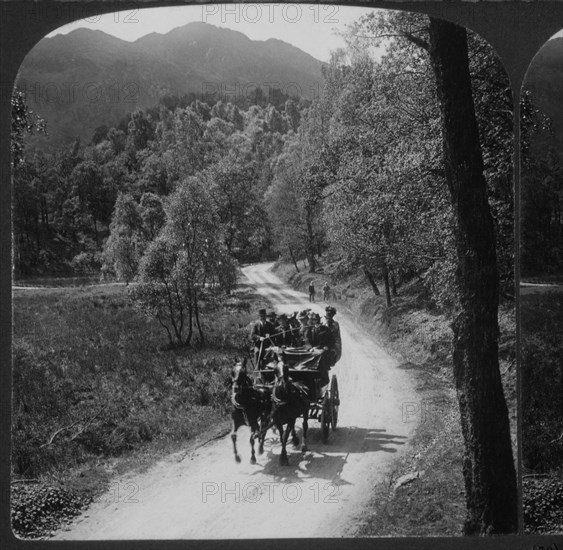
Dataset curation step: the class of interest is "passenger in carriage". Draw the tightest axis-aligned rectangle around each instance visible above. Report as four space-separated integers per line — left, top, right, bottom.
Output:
288 311 301 330
295 309 311 346
323 306 342 365
250 308 275 366
267 310 277 326
304 311 335 386
273 313 300 348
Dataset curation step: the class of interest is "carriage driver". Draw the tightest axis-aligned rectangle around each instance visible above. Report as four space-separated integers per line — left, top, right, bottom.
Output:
323 306 342 364
304 311 335 388
250 308 275 366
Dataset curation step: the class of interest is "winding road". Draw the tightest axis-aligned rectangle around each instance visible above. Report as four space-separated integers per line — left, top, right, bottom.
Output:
54 263 418 539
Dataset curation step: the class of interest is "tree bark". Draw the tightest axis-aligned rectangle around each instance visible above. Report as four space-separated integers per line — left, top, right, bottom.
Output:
363 267 381 296
289 246 300 272
382 263 392 307
428 17 517 535
194 295 205 345
391 273 397 296
305 205 316 273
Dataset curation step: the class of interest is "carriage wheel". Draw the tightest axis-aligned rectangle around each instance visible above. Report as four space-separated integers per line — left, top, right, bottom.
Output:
320 393 330 443
330 376 339 431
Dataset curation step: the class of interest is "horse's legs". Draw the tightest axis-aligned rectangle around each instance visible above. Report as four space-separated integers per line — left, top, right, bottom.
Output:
301 412 309 452
291 425 300 447
276 420 288 466
231 411 242 463
258 415 269 455
280 421 295 466
249 420 258 464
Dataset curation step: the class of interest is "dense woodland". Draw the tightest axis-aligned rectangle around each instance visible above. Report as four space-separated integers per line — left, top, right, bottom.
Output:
16 12 558 312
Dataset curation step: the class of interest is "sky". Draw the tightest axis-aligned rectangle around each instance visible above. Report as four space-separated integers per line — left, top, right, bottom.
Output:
46 4 379 62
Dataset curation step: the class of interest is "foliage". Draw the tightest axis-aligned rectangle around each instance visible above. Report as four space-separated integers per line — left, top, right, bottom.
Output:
11 89 46 167
129 177 237 347
524 476 563 534
522 291 563 473
102 193 144 282
12 483 86 539
267 10 517 310
14 95 296 277
12 284 259 483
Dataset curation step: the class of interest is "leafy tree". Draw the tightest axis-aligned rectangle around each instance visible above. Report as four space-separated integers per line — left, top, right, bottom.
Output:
130 177 236 347
102 193 143 283
205 152 269 260
139 192 165 242
266 125 327 272
11 89 46 167
284 99 300 133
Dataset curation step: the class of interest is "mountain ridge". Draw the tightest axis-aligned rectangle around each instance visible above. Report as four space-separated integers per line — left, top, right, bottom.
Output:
17 22 325 150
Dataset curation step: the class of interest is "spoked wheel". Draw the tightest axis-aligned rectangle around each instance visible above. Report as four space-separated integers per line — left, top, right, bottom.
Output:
330 375 339 431
320 393 330 443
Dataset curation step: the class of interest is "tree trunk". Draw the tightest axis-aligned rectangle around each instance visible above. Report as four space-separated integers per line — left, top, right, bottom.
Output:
305 205 316 273
363 267 381 296
382 263 392 307
391 273 397 296
288 246 300 272
186 304 193 347
428 16 517 535
193 292 204 345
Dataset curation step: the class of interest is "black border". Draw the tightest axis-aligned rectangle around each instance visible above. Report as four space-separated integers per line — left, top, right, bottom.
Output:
2 1 563 549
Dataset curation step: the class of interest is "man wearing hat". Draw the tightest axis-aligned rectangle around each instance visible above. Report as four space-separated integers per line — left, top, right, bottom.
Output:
273 313 299 347
250 308 275 366
323 306 342 364
267 311 277 326
304 311 335 387
295 309 311 346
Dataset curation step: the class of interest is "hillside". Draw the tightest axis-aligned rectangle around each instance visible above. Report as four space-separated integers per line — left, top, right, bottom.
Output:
15 22 324 150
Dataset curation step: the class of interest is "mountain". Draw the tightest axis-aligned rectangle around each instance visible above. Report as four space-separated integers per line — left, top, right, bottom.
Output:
15 23 324 150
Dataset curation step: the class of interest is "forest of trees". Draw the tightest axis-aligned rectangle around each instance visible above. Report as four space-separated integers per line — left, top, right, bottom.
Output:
13 13 558 310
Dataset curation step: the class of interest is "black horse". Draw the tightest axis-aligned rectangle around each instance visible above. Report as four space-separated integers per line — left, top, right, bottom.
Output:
270 356 311 466
230 357 272 464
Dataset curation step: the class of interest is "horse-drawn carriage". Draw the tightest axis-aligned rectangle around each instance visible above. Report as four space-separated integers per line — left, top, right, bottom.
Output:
253 346 340 443
229 342 341 465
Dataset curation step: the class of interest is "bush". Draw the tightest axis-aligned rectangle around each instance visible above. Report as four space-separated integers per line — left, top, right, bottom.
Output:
12 483 86 539
524 476 563 533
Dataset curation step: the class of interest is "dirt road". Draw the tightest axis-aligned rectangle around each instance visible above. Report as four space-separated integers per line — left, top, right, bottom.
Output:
54 263 418 539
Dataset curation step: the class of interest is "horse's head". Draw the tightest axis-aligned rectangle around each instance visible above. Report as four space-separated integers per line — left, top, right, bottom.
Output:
271 353 291 406
231 357 252 394
273 352 289 382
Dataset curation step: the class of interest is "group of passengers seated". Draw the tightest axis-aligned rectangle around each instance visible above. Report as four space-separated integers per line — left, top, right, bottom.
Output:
250 306 342 387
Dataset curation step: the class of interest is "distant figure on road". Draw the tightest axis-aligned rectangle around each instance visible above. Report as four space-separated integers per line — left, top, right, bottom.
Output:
308 282 315 302
322 282 330 301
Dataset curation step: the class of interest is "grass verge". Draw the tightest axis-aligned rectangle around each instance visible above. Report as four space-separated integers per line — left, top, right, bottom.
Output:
11 278 270 539
521 288 563 534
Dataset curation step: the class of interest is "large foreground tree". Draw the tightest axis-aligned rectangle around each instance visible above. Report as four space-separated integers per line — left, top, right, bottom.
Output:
427 17 517 534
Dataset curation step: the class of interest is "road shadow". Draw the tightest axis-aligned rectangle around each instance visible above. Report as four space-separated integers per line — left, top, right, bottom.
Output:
251 425 407 483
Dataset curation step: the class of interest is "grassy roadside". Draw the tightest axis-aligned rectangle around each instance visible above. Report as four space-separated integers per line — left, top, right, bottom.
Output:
521 288 563 534
11 276 271 539
273 260 516 536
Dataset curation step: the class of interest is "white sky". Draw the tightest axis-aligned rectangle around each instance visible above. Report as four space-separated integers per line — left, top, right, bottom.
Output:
46 4 379 62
